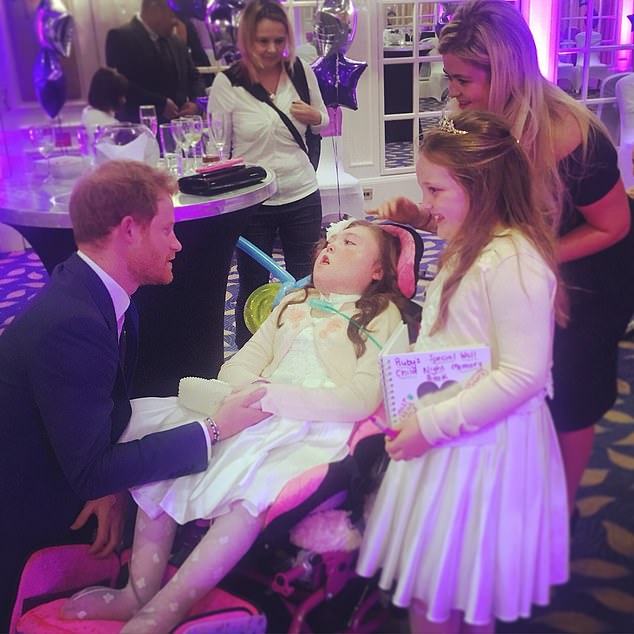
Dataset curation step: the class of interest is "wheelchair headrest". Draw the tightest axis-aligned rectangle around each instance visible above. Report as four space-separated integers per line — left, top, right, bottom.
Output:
378 222 425 299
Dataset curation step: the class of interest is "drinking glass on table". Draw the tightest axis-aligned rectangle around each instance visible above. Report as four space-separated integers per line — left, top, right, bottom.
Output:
182 114 203 169
159 123 179 175
139 104 158 136
28 125 55 182
170 117 191 173
207 112 228 162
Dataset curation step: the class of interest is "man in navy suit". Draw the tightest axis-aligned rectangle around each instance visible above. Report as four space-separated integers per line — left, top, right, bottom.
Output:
106 0 205 123
0 160 267 629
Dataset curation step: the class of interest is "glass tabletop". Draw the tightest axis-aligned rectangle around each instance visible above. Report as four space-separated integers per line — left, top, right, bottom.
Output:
0 166 277 229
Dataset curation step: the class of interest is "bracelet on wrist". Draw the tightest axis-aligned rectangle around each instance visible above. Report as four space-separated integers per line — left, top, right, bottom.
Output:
203 416 220 446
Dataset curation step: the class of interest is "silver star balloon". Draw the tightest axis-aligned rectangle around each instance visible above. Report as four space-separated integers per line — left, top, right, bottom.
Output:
206 0 246 66
34 0 75 58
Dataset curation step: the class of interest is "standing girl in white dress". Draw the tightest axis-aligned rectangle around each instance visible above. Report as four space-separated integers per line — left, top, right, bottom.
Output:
63 220 416 633
357 112 570 634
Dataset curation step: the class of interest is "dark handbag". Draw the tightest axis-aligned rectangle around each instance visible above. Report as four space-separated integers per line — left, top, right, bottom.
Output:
178 164 267 197
305 127 321 171
224 60 322 170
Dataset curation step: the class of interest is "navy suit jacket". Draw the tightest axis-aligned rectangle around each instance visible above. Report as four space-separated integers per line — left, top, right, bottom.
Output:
0 254 208 548
106 16 205 123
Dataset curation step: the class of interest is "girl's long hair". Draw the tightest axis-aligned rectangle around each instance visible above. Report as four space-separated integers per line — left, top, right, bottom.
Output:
438 0 608 232
420 111 568 333
278 220 414 358
237 0 296 85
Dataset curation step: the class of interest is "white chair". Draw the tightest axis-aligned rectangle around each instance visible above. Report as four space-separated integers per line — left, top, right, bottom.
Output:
419 39 447 102
616 73 634 189
558 60 581 94
597 72 630 145
575 30 610 90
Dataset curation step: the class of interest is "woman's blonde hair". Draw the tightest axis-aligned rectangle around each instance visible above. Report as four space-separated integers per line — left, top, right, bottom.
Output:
420 111 568 332
438 0 607 230
237 0 296 84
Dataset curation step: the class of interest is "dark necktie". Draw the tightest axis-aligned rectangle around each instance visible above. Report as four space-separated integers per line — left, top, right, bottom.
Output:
119 303 139 390
119 323 128 369
156 37 176 80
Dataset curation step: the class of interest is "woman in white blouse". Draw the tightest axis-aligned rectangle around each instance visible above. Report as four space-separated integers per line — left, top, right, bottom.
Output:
208 0 328 347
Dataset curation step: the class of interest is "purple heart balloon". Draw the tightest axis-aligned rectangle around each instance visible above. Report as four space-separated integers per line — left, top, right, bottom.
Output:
168 0 207 21
311 52 367 110
33 48 66 118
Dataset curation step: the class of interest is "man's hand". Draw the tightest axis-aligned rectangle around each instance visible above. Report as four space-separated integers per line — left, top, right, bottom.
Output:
368 196 431 229
386 413 433 461
163 98 180 120
70 493 127 558
215 387 271 441
290 100 322 126
178 101 199 117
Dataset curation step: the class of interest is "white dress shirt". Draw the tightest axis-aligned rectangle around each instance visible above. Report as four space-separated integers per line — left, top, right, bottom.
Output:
208 59 329 206
77 251 214 459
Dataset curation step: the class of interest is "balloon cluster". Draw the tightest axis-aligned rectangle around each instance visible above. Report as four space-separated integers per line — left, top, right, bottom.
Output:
168 0 244 66
168 0 208 21
237 237 313 334
33 0 74 119
312 0 367 112
206 0 246 66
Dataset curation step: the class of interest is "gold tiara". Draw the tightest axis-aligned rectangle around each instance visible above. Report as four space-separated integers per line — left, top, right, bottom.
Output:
438 114 468 135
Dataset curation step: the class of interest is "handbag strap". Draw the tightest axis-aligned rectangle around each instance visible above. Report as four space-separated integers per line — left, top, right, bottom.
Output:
224 61 310 157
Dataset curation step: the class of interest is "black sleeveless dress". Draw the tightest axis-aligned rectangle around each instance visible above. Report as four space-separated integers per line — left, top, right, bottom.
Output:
549 128 634 430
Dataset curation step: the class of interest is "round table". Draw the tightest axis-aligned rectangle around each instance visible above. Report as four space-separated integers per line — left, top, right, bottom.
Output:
0 169 277 396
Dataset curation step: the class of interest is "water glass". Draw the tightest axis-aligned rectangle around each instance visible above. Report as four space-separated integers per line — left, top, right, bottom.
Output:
170 117 190 172
207 112 228 162
139 104 158 136
159 123 180 175
28 125 55 182
182 115 203 168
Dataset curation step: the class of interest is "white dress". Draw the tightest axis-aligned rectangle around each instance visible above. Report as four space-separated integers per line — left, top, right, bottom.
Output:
356 232 569 625
119 325 351 524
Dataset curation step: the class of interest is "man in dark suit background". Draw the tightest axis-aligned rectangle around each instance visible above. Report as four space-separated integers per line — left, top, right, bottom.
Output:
0 160 267 629
106 0 206 123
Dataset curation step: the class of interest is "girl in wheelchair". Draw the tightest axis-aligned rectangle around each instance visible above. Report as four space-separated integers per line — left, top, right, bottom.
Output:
62 219 419 633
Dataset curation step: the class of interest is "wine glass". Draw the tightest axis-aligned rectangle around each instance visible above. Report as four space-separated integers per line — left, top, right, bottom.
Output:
159 123 179 175
139 104 158 136
170 117 190 173
208 112 228 162
28 125 55 182
182 115 203 169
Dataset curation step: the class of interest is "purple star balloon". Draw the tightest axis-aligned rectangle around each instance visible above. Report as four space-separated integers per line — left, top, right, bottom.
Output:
311 52 367 110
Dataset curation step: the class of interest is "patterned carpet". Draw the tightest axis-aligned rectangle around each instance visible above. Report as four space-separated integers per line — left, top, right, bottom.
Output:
1 239 633 633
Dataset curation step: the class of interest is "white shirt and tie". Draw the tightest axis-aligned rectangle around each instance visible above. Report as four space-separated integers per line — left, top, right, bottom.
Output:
76 250 214 459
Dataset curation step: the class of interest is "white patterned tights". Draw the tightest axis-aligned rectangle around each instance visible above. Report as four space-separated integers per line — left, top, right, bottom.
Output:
63 503 263 633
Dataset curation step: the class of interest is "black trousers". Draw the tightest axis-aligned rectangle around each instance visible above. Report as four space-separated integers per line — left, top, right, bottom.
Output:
235 190 323 347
